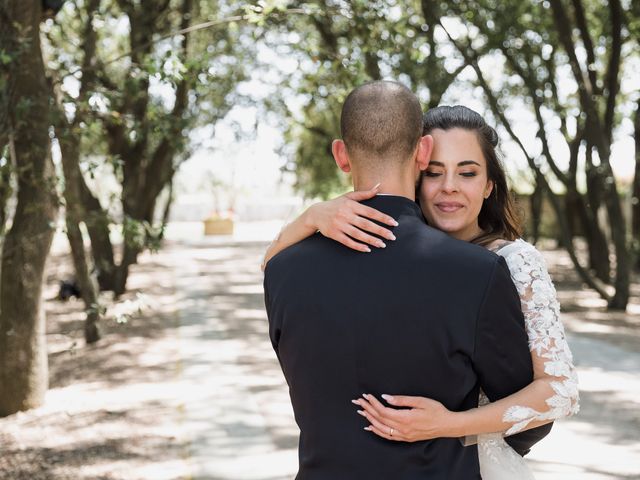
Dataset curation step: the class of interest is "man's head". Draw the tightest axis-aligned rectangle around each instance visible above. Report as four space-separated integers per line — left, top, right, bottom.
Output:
332 81 432 195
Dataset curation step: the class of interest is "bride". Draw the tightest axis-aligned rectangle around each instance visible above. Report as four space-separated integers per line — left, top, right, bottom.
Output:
262 105 580 478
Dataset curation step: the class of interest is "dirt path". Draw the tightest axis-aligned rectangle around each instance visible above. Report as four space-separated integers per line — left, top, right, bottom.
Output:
165 239 298 479
166 233 640 479
0 225 638 479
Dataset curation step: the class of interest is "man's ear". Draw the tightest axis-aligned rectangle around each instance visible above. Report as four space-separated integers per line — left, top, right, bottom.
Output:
332 139 351 173
415 135 434 171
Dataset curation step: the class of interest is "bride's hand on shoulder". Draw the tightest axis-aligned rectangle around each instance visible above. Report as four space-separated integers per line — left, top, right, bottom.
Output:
352 393 459 442
306 184 398 253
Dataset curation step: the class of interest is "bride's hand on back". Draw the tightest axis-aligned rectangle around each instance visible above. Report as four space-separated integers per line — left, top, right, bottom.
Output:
306 184 398 252
352 393 458 442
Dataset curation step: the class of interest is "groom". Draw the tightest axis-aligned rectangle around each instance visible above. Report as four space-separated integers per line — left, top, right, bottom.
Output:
263 81 549 478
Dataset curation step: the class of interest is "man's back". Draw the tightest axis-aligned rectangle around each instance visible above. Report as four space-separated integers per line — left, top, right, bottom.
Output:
264 196 533 479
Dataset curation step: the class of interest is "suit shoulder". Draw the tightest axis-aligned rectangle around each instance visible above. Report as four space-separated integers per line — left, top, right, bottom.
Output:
422 227 500 269
264 233 325 277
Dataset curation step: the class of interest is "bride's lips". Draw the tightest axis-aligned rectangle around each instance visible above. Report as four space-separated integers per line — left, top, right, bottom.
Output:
435 202 464 213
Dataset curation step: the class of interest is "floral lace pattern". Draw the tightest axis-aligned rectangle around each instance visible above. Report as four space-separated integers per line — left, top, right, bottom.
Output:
494 239 580 435
474 240 579 478
477 391 536 478
477 432 536 479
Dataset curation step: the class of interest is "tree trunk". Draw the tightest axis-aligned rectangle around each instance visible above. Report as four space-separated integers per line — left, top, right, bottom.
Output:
66 222 101 343
158 178 174 243
633 97 640 270
0 161 12 236
112 190 145 297
0 0 58 416
583 146 611 281
0 5 15 232
0 5 13 158
113 236 141 297
601 160 630 310
57 120 102 344
528 180 543 245
79 179 116 291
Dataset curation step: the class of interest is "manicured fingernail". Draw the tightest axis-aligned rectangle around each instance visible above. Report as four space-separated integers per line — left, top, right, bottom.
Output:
363 247 371 253
378 242 386 248
381 394 394 402
389 233 396 241
373 182 381 189
392 220 399 226
351 399 360 405
364 426 372 431
357 410 366 417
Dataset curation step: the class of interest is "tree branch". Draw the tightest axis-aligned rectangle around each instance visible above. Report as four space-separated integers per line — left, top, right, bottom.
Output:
73 0 100 127
570 0 600 94
550 0 609 159
603 0 623 144
498 43 569 186
544 46 568 139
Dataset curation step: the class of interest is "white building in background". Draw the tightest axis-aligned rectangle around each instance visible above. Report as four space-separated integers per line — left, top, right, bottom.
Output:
171 110 305 225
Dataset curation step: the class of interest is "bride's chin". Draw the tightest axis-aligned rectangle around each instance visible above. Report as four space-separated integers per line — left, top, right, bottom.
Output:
429 219 461 235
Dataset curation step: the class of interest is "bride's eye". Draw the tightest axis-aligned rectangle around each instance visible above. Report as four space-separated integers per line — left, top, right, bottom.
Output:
423 171 442 177
460 171 477 177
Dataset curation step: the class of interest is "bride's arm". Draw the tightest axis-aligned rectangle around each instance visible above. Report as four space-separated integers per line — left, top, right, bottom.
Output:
354 243 579 441
261 184 398 270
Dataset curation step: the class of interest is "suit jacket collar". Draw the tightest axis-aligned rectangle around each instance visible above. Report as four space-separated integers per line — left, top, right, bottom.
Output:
359 194 424 220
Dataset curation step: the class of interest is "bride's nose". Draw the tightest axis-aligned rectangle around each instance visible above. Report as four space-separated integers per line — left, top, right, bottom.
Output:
442 173 459 193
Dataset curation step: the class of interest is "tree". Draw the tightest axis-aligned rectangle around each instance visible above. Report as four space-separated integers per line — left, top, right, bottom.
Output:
44 0 248 295
634 96 640 268
269 0 466 199
437 0 633 309
0 4 15 232
49 0 103 344
629 1 640 269
0 0 59 416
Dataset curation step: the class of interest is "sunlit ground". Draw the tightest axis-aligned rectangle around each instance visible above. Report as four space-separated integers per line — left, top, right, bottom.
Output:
0 221 638 479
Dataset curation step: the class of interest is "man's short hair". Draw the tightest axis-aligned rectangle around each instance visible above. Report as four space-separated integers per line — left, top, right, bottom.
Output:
341 81 423 166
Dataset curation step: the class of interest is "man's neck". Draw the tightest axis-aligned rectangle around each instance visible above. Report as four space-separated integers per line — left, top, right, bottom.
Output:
352 176 416 201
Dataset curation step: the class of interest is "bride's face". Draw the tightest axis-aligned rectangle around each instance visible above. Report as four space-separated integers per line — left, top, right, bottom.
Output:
418 128 493 241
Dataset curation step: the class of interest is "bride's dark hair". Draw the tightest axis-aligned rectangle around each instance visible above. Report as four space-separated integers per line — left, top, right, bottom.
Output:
419 105 522 246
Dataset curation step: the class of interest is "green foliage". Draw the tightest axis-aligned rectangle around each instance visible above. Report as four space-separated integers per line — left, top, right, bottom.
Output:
266 0 467 198
122 215 147 250
284 96 348 199
267 0 638 205
40 0 252 253
0 50 13 66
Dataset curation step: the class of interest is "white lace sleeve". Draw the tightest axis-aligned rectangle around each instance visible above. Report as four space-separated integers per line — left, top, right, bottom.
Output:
497 240 580 435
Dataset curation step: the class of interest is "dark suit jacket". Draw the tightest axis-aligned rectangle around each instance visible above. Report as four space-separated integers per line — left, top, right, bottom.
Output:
264 195 551 479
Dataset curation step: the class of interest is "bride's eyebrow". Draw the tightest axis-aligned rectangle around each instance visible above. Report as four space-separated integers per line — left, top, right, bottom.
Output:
458 160 481 167
427 160 481 167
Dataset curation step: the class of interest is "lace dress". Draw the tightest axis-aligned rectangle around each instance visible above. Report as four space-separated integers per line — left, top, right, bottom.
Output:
476 239 580 479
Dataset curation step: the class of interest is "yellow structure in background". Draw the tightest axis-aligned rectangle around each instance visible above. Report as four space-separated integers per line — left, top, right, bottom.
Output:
203 214 234 236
